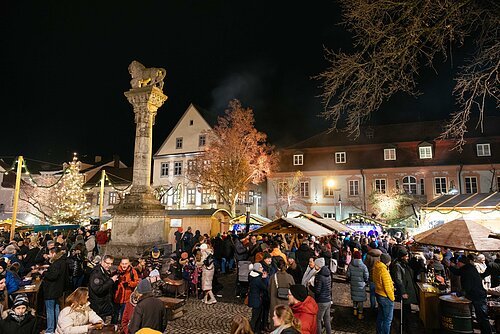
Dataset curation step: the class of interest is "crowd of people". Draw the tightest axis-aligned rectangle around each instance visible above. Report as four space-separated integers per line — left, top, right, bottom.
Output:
0 225 498 334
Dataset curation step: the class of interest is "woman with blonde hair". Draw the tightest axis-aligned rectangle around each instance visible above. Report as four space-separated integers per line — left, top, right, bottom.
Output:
271 305 301 334
230 314 254 334
55 287 103 334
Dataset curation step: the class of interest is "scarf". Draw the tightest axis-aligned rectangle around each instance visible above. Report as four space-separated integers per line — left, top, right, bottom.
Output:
271 324 291 334
7 309 26 323
301 266 318 286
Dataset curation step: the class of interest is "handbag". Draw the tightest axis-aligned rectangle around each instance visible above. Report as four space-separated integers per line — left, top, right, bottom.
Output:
275 275 289 300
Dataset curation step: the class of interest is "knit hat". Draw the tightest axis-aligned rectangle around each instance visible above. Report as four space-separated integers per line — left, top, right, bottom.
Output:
149 269 160 277
380 253 392 264
289 284 308 302
13 293 29 308
260 243 269 251
353 251 362 259
253 263 263 272
257 235 263 241
3 245 16 254
137 279 152 294
0 261 6 270
397 248 408 258
457 255 468 264
152 246 160 258
287 252 296 260
263 252 272 260
314 257 325 268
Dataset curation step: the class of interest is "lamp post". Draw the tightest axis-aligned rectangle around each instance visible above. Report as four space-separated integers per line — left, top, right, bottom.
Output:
245 202 251 234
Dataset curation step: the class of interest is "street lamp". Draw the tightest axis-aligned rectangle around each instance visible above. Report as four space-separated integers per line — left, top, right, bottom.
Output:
327 178 342 220
245 202 251 234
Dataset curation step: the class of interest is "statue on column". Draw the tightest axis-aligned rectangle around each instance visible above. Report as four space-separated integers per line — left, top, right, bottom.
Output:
128 60 166 89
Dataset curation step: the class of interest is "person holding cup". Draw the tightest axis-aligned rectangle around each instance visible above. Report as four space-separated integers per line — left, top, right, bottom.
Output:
55 287 103 334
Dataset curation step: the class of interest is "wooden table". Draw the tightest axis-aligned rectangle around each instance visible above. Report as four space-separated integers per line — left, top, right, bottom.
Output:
12 279 42 308
88 324 119 333
417 282 442 330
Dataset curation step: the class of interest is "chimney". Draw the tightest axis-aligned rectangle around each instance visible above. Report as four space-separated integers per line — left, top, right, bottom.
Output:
95 156 102 163
113 155 120 168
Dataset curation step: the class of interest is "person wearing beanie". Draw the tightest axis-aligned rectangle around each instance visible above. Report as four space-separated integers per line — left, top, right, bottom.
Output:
449 255 493 333
301 258 318 287
347 250 369 320
373 253 394 334
286 252 302 286
312 257 332 334
248 260 269 334
128 279 167 334
0 293 37 334
288 284 318 334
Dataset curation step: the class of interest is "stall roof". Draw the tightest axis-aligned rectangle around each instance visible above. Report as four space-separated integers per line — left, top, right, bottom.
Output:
251 217 334 237
340 214 388 227
295 213 354 233
18 224 81 232
230 214 272 225
423 192 500 210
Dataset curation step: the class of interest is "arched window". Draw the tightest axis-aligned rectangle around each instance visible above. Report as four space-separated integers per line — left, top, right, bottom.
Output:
403 176 417 194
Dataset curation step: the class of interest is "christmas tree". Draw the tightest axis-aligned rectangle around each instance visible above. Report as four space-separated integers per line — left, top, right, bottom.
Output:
51 155 91 225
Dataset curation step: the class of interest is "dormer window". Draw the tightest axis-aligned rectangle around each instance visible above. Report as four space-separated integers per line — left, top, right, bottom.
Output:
176 137 183 149
477 143 491 157
419 146 432 159
199 135 206 147
293 154 303 166
335 152 346 164
384 148 396 161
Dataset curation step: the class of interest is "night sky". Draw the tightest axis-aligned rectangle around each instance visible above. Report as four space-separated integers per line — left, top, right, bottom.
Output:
0 1 479 166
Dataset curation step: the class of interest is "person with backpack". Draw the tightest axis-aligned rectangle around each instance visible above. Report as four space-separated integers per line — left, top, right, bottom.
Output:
113 258 140 324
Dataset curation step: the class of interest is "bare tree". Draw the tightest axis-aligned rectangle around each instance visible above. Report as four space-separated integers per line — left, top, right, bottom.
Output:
187 100 278 215
19 175 58 223
271 171 308 218
316 0 499 150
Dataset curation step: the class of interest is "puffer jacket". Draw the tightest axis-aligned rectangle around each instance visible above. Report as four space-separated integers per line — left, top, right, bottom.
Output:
373 261 395 301
55 303 102 334
390 259 418 304
347 258 369 302
313 266 331 303
364 248 382 283
290 296 318 334
247 270 268 308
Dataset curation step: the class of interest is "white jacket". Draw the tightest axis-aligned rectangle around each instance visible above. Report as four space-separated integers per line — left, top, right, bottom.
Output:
55 303 102 334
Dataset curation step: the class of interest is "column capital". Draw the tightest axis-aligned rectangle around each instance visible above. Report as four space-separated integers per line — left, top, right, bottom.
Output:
124 86 168 124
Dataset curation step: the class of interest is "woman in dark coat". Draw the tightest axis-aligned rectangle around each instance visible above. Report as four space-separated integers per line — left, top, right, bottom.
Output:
248 263 268 334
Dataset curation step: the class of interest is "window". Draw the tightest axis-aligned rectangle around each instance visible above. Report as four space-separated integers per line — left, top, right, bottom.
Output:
85 194 94 205
324 182 335 196
434 177 447 194
187 188 196 204
293 154 303 166
299 181 310 197
323 213 335 219
187 160 195 172
402 176 417 194
419 146 432 159
384 149 396 161
497 176 500 191
201 188 211 204
248 190 255 204
160 162 169 177
160 194 168 204
172 191 180 204
349 180 359 196
420 179 425 195
278 182 287 197
335 152 346 164
174 161 182 176
477 144 491 157
395 179 400 190
189 120 194 126
199 135 206 147
465 177 478 194
175 137 183 149
374 179 386 194
109 192 119 205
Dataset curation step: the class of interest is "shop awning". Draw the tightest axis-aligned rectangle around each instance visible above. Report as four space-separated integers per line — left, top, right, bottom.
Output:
18 224 81 232
422 192 500 211
251 217 334 237
230 214 272 226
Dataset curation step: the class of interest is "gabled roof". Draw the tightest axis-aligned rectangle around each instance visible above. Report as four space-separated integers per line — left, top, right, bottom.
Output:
84 166 133 188
422 192 500 210
155 103 214 157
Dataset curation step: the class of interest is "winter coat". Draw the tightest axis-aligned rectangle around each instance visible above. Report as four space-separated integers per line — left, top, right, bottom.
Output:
450 263 487 302
269 271 295 321
128 294 167 334
234 238 249 261
55 303 102 334
0 309 37 334
67 253 85 278
484 259 500 288
313 266 332 303
3 270 19 294
201 263 215 291
286 262 302 286
121 292 140 334
390 259 418 304
221 237 234 259
295 244 314 273
271 325 301 334
364 248 382 283
346 259 369 302
181 231 193 252
95 231 108 245
85 235 96 255
88 264 114 317
373 261 395 301
290 296 318 334
248 271 268 308
114 266 140 304
42 252 69 300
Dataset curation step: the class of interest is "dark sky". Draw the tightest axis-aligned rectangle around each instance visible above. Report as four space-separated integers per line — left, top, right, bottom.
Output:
0 1 479 166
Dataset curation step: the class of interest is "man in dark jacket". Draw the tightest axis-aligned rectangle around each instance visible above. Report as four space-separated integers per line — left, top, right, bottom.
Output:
482 253 500 288
181 227 193 254
390 248 418 333
89 255 118 321
449 255 493 334
313 257 332 334
221 235 235 274
128 279 167 334
41 247 69 334
248 263 268 334
295 241 314 275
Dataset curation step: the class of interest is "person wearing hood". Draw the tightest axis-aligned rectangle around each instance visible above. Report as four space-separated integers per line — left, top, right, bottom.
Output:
0 293 37 334
41 247 69 334
301 258 318 288
121 290 140 334
347 251 369 320
313 257 332 334
84 231 96 260
295 241 314 275
373 253 395 334
248 262 269 334
474 254 491 290
288 284 318 334
128 279 167 334
55 287 102 334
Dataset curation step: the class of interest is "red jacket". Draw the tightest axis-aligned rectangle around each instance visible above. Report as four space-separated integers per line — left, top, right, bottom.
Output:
121 301 135 334
290 296 318 334
96 231 109 245
114 267 140 304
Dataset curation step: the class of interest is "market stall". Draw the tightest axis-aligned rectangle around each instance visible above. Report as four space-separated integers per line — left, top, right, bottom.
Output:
340 214 387 235
229 213 272 233
295 213 354 233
